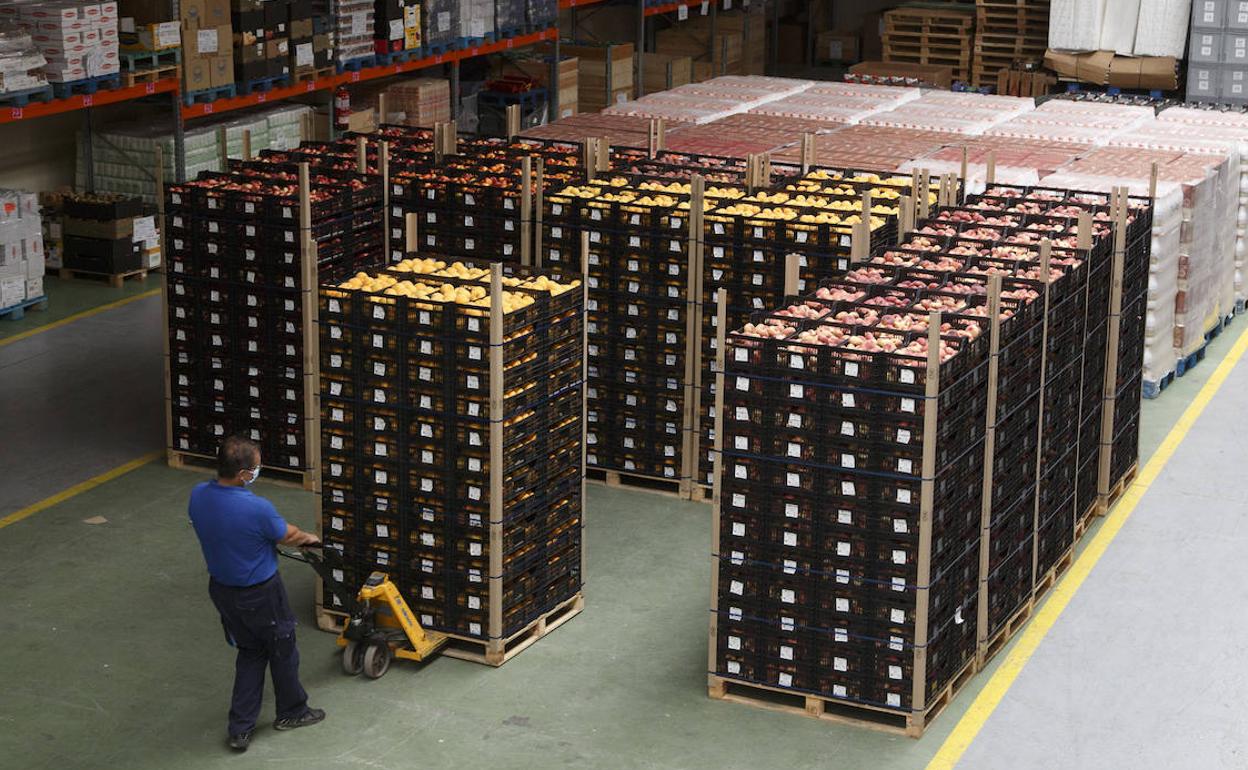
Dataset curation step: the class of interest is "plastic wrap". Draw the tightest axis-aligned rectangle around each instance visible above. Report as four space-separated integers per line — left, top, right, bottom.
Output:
1133 0 1192 56
1049 0 1108 50
1099 0 1141 54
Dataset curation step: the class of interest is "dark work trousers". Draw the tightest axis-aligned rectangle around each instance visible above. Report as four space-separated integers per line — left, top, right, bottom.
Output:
208 572 308 737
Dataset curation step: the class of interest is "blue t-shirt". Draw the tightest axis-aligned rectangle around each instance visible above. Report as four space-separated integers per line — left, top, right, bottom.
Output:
188 481 288 587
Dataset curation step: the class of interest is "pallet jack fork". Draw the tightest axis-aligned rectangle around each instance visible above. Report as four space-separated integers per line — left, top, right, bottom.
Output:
280 547 449 679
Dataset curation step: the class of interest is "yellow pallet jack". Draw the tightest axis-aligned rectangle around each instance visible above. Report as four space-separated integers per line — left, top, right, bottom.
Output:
280 547 448 679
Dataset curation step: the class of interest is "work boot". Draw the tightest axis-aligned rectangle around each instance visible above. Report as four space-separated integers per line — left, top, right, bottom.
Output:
273 707 326 731
227 730 253 752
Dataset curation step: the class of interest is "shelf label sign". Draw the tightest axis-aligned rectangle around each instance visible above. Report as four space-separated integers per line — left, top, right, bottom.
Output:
678 4 688 20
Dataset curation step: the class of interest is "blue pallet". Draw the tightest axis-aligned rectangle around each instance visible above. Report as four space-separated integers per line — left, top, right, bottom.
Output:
53 74 122 98
1175 345 1207 378
457 36 486 49
487 26 527 42
0 84 55 108
182 84 236 105
375 47 424 65
236 75 290 96
336 56 377 73
1141 371 1175 399
0 295 48 322
423 40 456 57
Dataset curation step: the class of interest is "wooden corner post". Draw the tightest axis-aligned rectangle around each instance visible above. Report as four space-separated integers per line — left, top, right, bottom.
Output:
682 175 706 500
298 162 321 490
976 275 1003 668
487 263 506 662
1033 239 1052 586
1097 188 1128 515
707 286 729 694
911 313 942 732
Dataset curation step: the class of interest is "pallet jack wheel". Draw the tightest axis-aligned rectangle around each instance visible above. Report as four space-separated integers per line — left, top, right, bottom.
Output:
341 641 365 676
362 641 392 679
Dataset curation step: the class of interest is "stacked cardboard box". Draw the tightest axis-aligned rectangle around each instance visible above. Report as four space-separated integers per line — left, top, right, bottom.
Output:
380 77 450 126
231 0 295 86
118 0 180 51
76 104 313 202
655 15 743 78
328 0 373 65
499 53 578 118
640 52 692 94
545 42 632 113
373 0 420 58
61 194 158 276
9 1 121 85
182 0 233 93
0 189 44 308
1187 0 1248 103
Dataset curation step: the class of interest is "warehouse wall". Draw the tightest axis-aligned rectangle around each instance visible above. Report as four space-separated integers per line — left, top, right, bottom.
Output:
0 114 80 193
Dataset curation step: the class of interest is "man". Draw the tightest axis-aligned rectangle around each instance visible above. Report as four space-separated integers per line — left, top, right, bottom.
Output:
188 435 325 752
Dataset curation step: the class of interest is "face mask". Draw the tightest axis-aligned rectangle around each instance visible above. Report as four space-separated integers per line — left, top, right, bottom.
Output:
244 465 261 485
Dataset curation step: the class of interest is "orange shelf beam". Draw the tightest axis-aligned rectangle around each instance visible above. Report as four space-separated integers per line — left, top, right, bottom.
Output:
181 27 559 121
0 77 179 125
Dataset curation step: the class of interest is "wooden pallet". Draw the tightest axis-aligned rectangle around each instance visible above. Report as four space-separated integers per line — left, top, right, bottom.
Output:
293 66 335 84
121 63 179 87
439 593 584 667
709 655 977 739
885 7 975 33
58 267 149 288
166 449 319 491
586 467 691 500
883 34 973 54
1091 461 1138 517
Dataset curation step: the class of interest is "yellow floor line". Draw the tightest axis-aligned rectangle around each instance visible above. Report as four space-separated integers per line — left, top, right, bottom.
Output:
0 450 163 530
927 324 1248 769
0 288 161 349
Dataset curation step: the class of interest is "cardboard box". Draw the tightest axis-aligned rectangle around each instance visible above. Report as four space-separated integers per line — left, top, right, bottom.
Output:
1107 56 1177 90
1192 0 1227 28
817 30 859 63
1188 63 1219 99
266 37 289 59
848 60 953 88
1 277 25 308
184 56 210 89
180 0 207 28
1045 49 1176 89
26 277 43 300
290 18 312 39
346 108 377 133
1190 30 1222 63
122 22 180 50
203 0 229 27
210 53 233 87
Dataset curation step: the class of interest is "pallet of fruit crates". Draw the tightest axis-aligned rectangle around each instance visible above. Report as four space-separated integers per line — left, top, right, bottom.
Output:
316 255 585 666
162 162 384 485
708 275 995 736
705 185 1149 734
543 181 704 489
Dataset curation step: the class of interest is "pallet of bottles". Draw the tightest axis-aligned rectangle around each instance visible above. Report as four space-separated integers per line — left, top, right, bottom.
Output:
161 160 384 482
705 183 1149 736
315 255 585 666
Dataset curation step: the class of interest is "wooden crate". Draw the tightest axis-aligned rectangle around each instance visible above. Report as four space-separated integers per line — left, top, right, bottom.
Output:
640 52 692 94
655 23 744 76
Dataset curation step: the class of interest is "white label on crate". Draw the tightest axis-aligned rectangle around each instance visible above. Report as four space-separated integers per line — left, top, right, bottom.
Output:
897 488 911 504
780 615 794 632
197 28 218 54
173 262 184 274
376 523 390 539
841 453 855 469
468 345 482 360
897 429 911 444
783 531 797 547
888 665 903 681
789 384 803 398
469 431 482 447
418 367 432 381
787 442 801 458
731 521 746 538
330 326 343 341
735 347 748 363
785 472 801 488
842 393 855 407
842 481 857 496
421 533 435 547
780 589 795 604
727 635 741 651
789 353 804 370
835 598 849 612
891 548 907 565
901 397 916 413
375 417 389 432
890 608 906 624
331 408 344 422
900 368 915 384
329 382 342 396
468 486 481 501
207 243 218 255
375 469 389 485
330 354 344 369
840 421 855 437
420 478 433 493
734 464 747 480
466 375 480 390
732 493 745 508
376 442 389 458
734 436 748 451
788 413 802 429
735 376 749 392
330 516 344 532
835 540 851 557
329 463 342 477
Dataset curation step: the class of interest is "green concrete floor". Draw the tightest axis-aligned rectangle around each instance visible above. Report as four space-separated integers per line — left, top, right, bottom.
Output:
0 312 1238 770
0 272 160 340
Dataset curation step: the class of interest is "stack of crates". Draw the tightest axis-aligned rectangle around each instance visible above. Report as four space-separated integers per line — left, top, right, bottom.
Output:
708 182 1150 733
543 182 699 482
164 160 383 472
317 257 585 648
